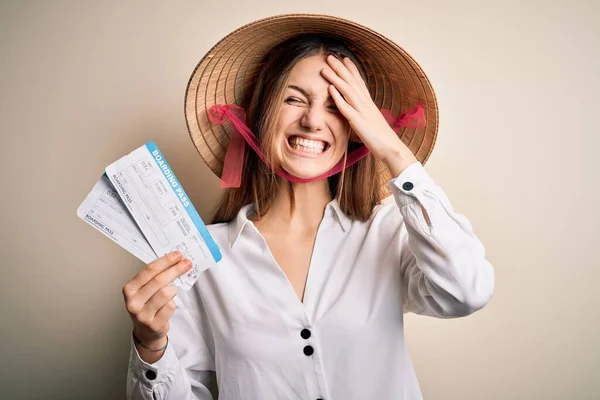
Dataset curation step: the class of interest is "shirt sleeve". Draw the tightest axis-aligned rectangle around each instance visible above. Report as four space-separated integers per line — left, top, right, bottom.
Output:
126 288 217 400
387 161 495 317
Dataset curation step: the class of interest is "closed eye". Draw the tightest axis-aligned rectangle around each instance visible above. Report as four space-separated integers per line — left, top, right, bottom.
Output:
285 97 339 113
285 97 302 104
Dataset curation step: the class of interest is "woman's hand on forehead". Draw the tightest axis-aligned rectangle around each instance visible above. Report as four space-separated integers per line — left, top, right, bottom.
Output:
320 55 417 167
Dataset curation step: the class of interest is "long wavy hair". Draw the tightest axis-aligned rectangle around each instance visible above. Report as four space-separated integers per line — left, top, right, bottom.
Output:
210 34 390 224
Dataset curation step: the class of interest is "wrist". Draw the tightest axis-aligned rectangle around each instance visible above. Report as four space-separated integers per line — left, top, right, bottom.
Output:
132 330 168 352
380 142 418 177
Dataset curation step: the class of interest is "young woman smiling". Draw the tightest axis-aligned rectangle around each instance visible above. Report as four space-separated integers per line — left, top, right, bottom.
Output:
124 15 495 400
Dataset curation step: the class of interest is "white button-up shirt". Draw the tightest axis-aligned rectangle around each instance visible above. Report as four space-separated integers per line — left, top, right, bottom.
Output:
127 162 495 400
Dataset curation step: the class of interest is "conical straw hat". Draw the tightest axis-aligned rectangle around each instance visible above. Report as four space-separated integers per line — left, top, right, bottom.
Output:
185 13 438 185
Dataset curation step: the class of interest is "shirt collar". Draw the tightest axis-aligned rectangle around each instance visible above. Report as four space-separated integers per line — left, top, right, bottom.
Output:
227 198 351 248
228 203 255 248
326 198 352 232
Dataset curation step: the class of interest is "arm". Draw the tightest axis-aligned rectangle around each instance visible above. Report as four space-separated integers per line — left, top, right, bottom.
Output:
387 161 495 317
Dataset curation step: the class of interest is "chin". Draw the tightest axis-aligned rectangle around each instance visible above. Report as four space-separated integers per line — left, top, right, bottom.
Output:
280 154 346 181
282 164 330 180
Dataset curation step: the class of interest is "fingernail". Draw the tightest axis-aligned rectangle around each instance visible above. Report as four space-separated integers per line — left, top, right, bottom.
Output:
171 250 182 258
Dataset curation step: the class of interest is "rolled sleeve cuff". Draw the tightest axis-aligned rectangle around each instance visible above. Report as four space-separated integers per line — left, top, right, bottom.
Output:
129 333 179 388
387 161 436 207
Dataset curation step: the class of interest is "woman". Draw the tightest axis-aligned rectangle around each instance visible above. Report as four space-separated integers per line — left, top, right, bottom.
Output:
124 15 494 400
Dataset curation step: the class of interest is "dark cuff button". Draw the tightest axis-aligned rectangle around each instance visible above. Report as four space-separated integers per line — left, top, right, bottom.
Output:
301 329 311 339
145 370 157 380
402 182 414 191
303 345 314 356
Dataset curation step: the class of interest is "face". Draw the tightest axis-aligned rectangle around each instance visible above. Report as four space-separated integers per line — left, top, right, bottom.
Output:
273 54 350 180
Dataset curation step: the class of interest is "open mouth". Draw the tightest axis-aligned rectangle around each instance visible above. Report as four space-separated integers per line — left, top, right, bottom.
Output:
287 135 331 155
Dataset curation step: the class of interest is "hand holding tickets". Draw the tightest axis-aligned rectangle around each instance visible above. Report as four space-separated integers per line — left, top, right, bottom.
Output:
123 251 190 360
77 141 222 290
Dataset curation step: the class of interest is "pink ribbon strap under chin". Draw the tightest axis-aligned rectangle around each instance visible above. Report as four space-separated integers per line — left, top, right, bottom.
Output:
207 103 426 189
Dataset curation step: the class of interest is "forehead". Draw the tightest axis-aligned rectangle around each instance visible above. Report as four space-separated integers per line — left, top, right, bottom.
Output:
287 55 331 96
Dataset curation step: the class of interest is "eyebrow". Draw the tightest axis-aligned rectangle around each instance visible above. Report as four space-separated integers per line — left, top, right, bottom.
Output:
288 85 309 98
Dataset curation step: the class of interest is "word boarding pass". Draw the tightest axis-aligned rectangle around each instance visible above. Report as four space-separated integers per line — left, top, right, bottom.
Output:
79 141 221 291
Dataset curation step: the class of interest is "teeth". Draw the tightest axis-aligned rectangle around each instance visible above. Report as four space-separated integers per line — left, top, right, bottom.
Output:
291 143 324 154
289 137 326 153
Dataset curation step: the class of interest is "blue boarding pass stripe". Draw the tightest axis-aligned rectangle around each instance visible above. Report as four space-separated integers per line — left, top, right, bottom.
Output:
144 141 222 263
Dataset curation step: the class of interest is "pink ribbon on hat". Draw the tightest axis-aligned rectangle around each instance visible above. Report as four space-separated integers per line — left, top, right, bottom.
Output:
208 103 426 188
380 104 427 130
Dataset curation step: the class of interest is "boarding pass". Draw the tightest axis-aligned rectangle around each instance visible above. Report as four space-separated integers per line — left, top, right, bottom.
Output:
76 174 157 264
78 142 222 290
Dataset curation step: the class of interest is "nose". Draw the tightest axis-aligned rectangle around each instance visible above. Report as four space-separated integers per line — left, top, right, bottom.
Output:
300 105 325 132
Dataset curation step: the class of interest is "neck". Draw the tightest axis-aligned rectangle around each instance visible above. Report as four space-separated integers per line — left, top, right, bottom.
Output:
253 178 333 233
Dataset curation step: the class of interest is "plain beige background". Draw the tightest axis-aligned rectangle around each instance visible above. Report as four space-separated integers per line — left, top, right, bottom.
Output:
0 0 598 399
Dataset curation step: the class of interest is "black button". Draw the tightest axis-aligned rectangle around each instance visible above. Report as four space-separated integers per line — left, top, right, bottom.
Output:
317 398 324 400
303 345 314 356
402 182 414 191
301 329 311 339
145 370 157 380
